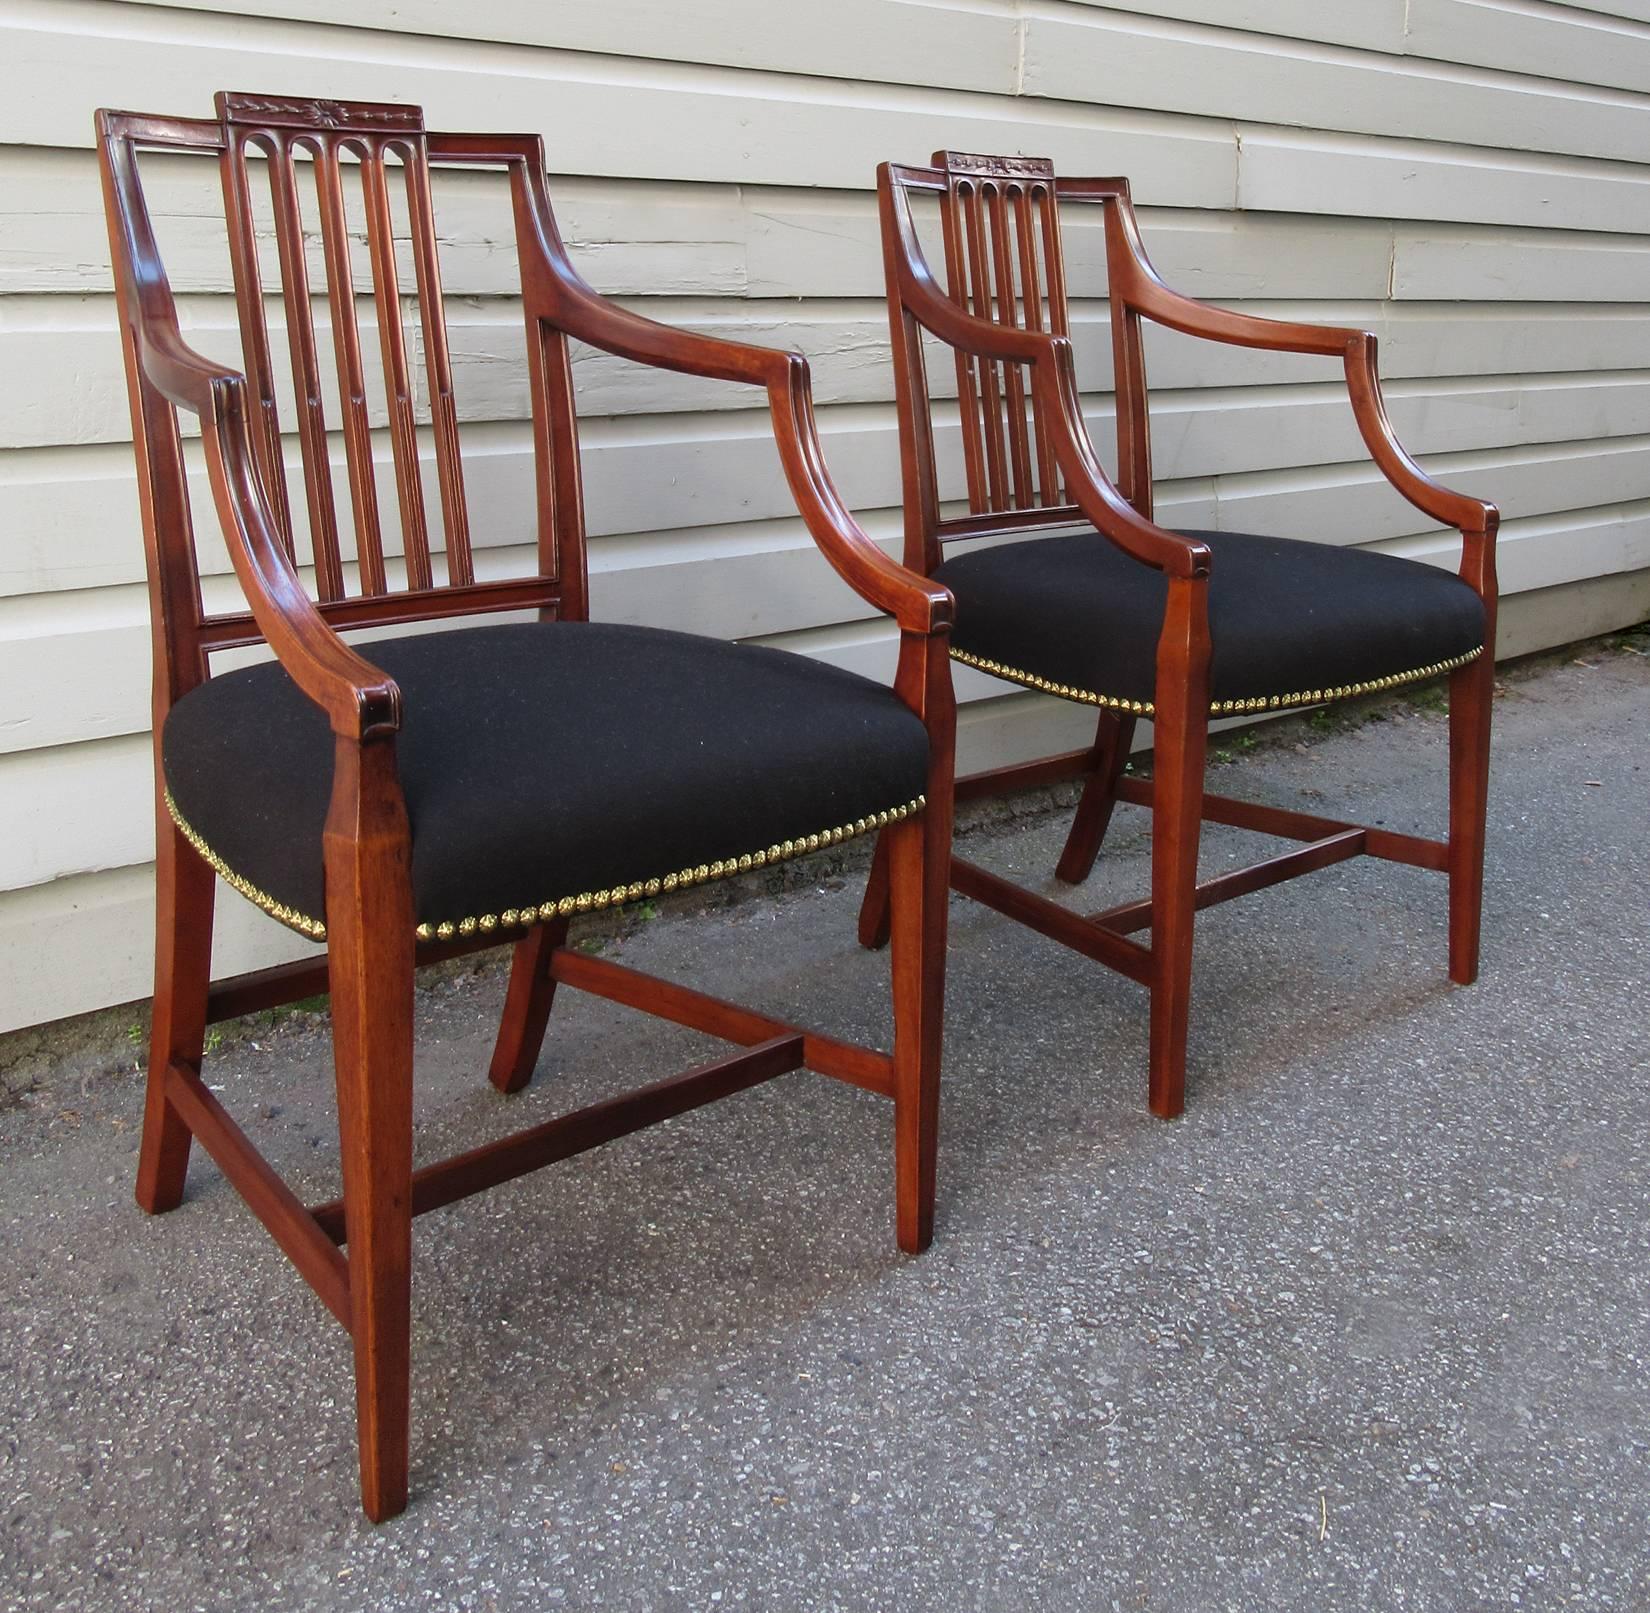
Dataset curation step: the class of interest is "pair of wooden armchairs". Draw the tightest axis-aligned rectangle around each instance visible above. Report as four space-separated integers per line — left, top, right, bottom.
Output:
98 96 1495 1519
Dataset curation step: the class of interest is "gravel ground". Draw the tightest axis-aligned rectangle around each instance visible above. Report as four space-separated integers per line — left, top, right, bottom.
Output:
2 639 1647 1612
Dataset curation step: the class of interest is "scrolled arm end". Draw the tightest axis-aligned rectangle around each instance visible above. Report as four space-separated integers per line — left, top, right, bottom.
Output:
167 354 406 742
1342 335 1497 536
764 354 953 636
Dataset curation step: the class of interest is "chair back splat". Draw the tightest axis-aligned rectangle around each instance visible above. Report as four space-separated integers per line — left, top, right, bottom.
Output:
99 93 587 721
883 151 1156 573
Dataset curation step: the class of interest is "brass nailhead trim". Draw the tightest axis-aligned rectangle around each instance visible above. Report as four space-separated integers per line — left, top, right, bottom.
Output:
165 791 329 941
163 789 927 946
948 645 1484 719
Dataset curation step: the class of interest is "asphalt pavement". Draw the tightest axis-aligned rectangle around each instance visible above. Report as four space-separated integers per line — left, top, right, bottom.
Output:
3 638 1647 1611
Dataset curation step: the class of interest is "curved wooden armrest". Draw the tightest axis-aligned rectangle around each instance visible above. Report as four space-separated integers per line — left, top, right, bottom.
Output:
1026 337 1211 580
766 353 954 635
514 165 950 635
548 269 788 389
135 325 401 738
1341 334 1499 540
558 289 951 632
882 218 1207 579
1118 259 1498 538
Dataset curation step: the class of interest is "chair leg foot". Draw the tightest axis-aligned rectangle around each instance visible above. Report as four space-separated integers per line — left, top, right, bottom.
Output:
1447 655 1493 987
488 919 570 1094
332 928 415 1524
1148 783 1202 1122
1055 713 1137 885
326 750 416 1524
887 806 949 1256
857 828 893 951
1146 606 1209 1122
137 818 216 1214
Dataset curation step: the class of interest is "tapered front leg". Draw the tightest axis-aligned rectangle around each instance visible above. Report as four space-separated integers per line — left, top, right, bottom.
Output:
1449 526 1497 987
887 807 949 1255
325 737 416 1523
887 634 956 1254
1447 651 1494 985
1147 576 1211 1120
137 812 216 1213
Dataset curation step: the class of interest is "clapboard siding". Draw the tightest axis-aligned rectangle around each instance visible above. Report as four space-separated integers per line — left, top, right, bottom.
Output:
0 0 1646 1030
6 371 1647 647
117 0 1650 164
11 296 1650 449
1063 0 1650 94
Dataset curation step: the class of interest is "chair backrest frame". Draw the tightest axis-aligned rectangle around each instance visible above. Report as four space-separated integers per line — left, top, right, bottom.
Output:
97 92 595 728
880 150 1158 575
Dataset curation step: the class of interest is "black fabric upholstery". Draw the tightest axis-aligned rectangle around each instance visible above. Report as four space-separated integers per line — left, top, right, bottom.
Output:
163 621 928 935
936 527 1485 711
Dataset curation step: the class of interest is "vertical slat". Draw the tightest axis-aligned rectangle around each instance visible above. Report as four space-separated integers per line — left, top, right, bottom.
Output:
360 143 433 591
1038 184 1074 505
939 180 990 514
218 134 294 555
266 140 346 601
962 182 1009 510
401 145 474 586
1037 184 1071 337
987 183 1034 509
1015 183 1062 506
313 140 389 596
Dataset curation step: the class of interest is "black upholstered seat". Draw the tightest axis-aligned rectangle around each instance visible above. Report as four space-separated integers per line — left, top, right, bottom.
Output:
163 621 929 942
937 527 1485 717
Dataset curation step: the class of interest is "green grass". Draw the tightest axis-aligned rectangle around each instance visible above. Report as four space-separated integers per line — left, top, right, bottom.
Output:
1400 682 1449 714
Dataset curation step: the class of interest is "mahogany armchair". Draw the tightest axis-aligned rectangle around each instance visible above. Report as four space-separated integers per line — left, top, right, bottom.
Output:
98 94 955 1521
859 152 1497 1118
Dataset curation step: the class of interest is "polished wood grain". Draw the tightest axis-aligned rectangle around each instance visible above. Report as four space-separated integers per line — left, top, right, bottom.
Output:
98 93 956 1521
1055 712 1136 885
487 919 573 1095
164 1059 352 1328
1089 829 1367 935
865 148 1499 1119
